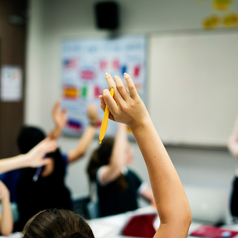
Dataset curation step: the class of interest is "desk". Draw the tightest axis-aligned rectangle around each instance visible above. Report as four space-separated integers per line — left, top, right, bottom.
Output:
0 206 204 238
0 233 21 238
88 206 204 238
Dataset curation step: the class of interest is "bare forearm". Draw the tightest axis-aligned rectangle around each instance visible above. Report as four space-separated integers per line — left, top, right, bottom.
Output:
68 125 96 163
110 123 128 167
48 126 62 140
0 196 13 236
0 155 28 174
131 120 191 232
101 124 128 183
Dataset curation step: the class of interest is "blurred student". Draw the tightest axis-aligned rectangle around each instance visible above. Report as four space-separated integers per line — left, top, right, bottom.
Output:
1 101 97 203
22 209 94 238
228 117 238 218
0 138 57 174
21 72 191 238
14 102 98 231
87 123 154 217
49 100 98 162
0 181 13 236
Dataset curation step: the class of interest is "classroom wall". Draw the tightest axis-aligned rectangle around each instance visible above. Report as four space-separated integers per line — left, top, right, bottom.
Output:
26 0 238 211
25 0 43 126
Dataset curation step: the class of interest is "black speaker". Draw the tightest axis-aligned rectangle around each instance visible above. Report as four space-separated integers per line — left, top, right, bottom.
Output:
95 1 119 30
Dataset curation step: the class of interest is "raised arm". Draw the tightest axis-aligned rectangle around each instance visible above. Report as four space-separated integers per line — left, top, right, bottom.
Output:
48 100 67 140
0 181 13 236
99 123 129 184
67 104 98 163
0 138 57 174
228 117 238 157
100 73 192 238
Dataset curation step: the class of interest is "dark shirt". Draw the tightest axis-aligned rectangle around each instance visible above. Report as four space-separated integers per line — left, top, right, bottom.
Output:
0 153 68 203
0 170 20 202
97 169 142 217
15 148 71 231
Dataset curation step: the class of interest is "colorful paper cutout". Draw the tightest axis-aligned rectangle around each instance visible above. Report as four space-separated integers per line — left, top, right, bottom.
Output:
223 13 238 27
67 119 83 131
63 86 78 99
213 0 233 11
202 15 220 29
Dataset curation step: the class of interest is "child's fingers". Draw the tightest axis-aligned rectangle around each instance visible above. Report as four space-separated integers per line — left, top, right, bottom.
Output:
105 73 116 90
108 113 115 121
114 76 130 101
100 95 115 121
105 73 125 106
53 100 61 113
103 89 118 115
99 95 106 112
43 139 58 153
124 73 138 99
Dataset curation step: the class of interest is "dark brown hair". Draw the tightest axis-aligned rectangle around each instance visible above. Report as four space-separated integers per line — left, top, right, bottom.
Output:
87 137 128 194
22 209 94 238
17 126 46 154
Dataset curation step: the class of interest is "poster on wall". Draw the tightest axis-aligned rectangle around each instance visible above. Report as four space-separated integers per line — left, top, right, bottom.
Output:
61 35 147 137
196 0 238 29
1 66 22 102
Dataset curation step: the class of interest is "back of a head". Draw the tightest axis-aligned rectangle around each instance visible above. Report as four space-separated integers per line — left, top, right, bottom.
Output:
22 209 94 238
17 126 46 154
87 137 115 181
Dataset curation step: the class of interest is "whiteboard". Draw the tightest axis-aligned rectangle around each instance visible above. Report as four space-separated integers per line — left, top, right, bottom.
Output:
149 32 238 147
61 36 147 137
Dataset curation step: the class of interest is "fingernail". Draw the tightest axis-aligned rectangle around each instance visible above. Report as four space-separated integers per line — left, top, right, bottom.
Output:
124 72 128 77
114 75 118 79
105 72 109 77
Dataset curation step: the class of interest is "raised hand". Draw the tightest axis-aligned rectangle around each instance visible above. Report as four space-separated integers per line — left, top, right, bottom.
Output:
87 104 98 126
25 138 57 168
99 73 150 131
52 99 67 129
100 72 191 238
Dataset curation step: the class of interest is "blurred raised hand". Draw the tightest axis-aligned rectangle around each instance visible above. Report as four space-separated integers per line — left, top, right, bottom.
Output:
99 73 150 130
49 100 67 140
87 104 98 126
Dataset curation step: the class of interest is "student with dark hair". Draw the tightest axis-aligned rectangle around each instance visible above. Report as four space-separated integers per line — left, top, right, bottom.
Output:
0 138 57 203
49 100 98 163
14 102 98 231
0 139 57 174
15 126 72 230
87 123 154 217
22 209 94 238
22 72 191 238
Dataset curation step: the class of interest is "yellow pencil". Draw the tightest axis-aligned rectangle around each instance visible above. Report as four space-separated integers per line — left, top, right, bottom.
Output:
99 88 114 144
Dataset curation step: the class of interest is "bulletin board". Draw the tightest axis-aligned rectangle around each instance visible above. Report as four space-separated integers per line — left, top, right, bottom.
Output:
149 32 238 147
61 35 147 137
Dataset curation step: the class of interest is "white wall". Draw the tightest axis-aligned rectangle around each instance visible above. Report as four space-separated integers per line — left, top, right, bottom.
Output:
25 0 44 126
26 0 238 219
